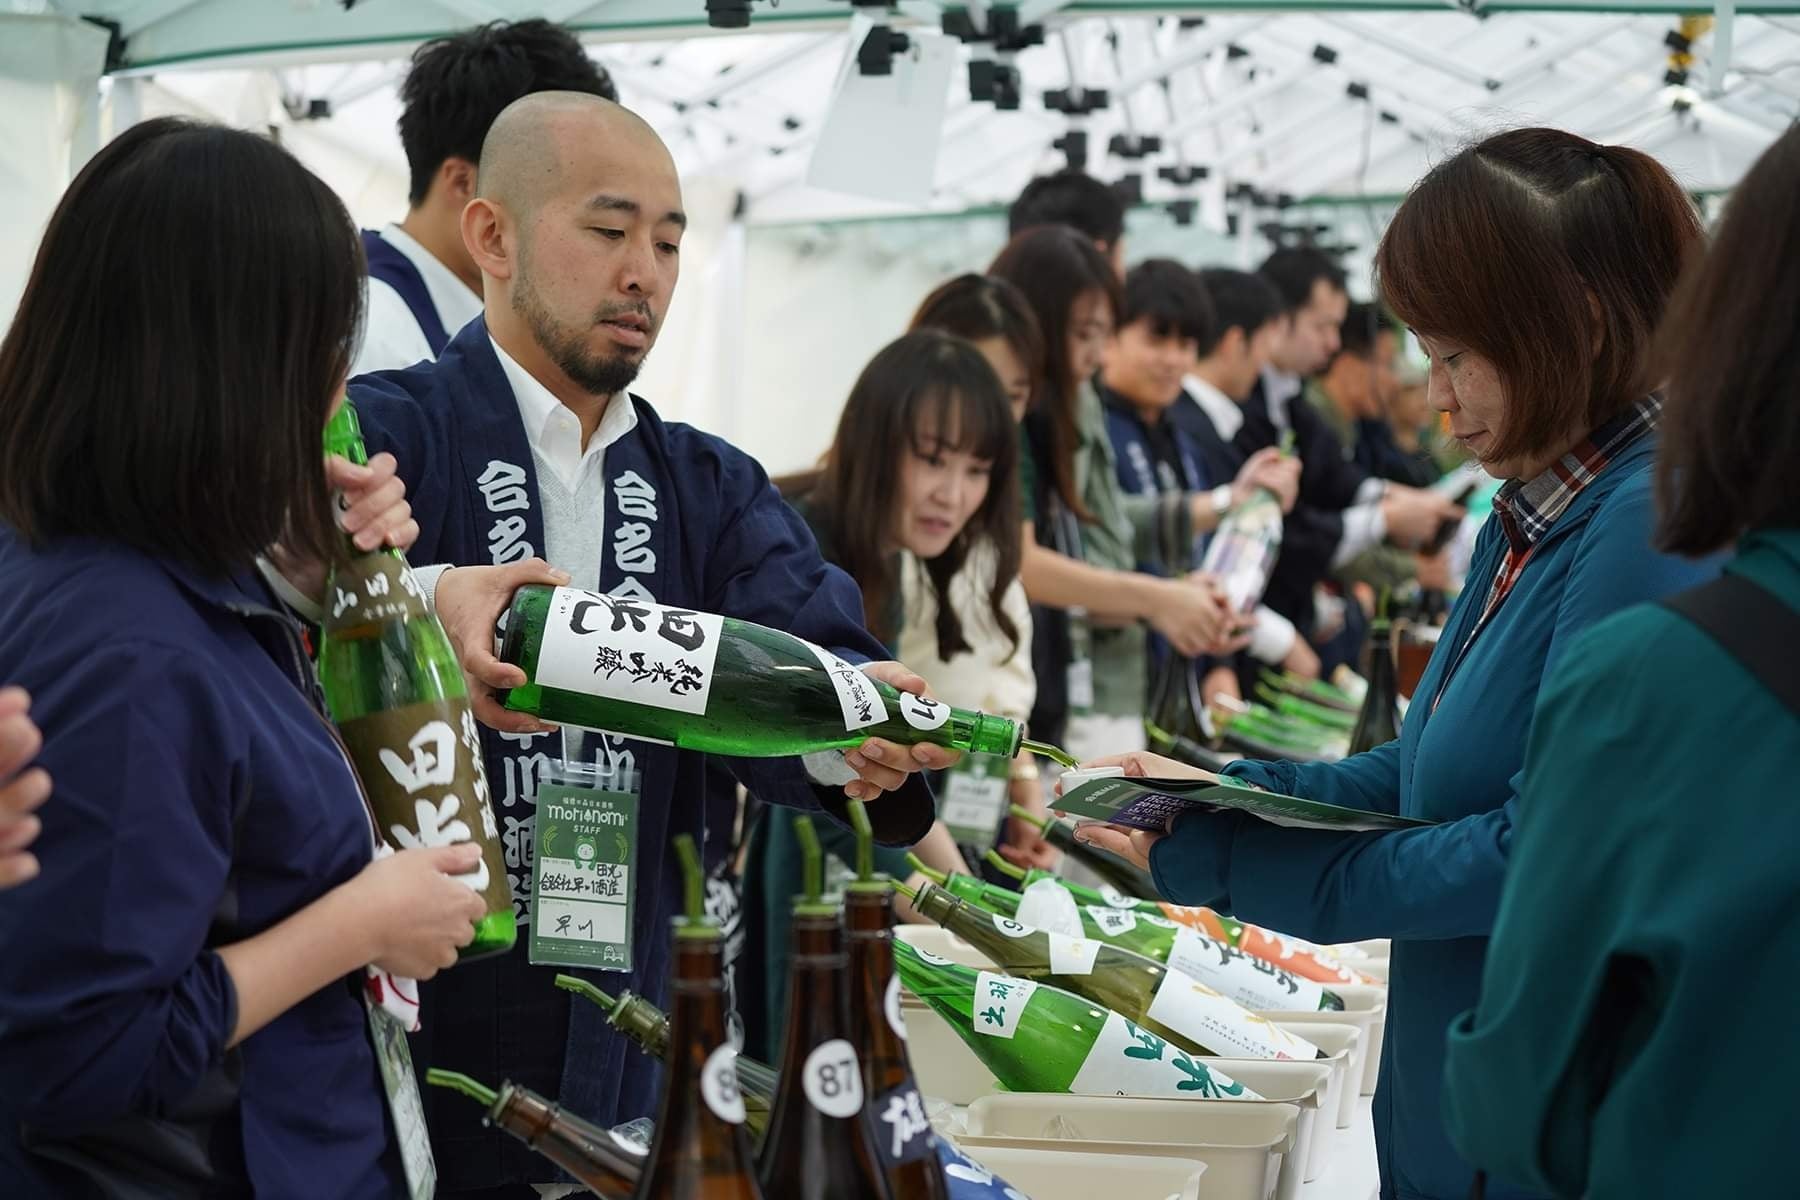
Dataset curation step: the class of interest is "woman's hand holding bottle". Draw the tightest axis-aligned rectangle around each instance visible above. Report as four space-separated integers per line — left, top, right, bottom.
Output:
347 843 490 979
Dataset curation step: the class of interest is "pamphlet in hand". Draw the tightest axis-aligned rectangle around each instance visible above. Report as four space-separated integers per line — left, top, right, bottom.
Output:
1053 774 1437 833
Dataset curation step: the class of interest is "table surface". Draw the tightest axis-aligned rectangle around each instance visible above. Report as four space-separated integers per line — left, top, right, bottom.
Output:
1302 1096 1378 1200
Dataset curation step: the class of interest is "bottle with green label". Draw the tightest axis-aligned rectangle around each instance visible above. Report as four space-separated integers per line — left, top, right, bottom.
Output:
634 837 765 1200
979 852 1346 1014
318 401 514 960
424 1070 640 1199
891 937 1260 1098
757 816 891 1199
842 803 949 1200
498 585 1072 764
557 977 776 1140
902 881 1322 1060
913 857 1342 1015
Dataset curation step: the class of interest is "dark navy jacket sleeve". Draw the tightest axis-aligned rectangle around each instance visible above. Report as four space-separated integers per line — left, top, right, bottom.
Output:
690 432 935 847
1150 479 1708 945
349 372 454 565
0 641 240 1124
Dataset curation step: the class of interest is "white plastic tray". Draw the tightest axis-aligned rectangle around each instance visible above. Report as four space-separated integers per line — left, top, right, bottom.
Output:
950 1143 1208 1200
961 1093 1298 1200
1258 988 1387 1098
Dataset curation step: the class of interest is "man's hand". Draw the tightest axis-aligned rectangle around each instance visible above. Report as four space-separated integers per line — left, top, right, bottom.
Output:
1281 635 1322 682
1415 547 1454 592
1234 447 1302 514
1381 486 1464 549
433 560 573 734
842 662 959 803
0 688 49 889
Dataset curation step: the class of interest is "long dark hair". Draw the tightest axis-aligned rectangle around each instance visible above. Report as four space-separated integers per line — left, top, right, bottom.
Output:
779 332 1020 657
989 226 1119 523
909 274 1046 396
1376 127 1700 466
0 118 360 575
1655 124 1800 554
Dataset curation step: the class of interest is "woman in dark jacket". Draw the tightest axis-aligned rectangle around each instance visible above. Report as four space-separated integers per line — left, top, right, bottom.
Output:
1077 129 1718 1200
0 119 500 1198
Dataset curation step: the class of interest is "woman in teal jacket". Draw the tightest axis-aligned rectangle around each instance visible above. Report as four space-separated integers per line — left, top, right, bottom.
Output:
1441 124 1800 1199
1076 129 1716 1200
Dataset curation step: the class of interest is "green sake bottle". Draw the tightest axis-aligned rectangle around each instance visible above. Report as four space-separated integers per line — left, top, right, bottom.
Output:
983 854 1344 1014
891 937 1260 1098
902 882 1321 1061
496 585 1068 763
318 400 515 959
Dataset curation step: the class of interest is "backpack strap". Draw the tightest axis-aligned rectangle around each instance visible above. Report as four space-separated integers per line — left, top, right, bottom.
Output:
1660 573 1800 718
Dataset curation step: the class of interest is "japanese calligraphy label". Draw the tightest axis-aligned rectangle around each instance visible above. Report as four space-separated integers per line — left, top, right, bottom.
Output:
970 971 1037 1040
1068 1011 1258 1099
940 753 1011 844
1164 925 1324 1012
528 782 638 972
872 1083 935 1169
807 642 889 732
339 700 511 923
535 586 724 716
1084 905 1139 937
1144 971 1321 1061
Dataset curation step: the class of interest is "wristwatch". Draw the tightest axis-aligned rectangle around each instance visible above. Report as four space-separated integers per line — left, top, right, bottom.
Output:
1209 484 1235 518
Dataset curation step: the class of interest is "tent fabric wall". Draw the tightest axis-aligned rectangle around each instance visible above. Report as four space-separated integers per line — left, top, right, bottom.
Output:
0 14 109 318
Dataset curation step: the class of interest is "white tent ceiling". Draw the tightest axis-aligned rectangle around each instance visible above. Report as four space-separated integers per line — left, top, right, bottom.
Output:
27 0 1800 236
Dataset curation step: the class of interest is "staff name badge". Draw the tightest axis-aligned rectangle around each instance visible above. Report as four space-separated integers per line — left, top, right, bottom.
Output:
529 783 639 973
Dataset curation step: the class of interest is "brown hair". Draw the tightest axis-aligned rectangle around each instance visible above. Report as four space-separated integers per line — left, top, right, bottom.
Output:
988 226 1120 522
778 331 1021 657
0 118 356 576
1376 127 1701 466
910 274 1046 400
1655 124 1800 554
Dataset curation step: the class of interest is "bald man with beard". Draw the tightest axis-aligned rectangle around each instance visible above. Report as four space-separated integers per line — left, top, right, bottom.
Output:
349 92 945 1197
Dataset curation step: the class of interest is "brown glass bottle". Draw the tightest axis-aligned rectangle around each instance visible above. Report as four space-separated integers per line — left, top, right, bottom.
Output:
491 1081 642 1198
635 927 765 1200
844 883 951 1200
756 907 892 1200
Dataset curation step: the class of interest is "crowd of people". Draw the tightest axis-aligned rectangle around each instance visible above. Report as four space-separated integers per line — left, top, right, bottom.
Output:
0 15 1794 1200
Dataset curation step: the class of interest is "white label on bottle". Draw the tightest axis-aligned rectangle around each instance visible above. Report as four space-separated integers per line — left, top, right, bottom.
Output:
971 971 1038 1040
908 943 954 967
805 642 889 732
1016 879 1083 937
990 913 1034 939
1098 883 1138 908
1165 925 1326 1012
1048 931 1102 976
802 1038 865 1118
1068 1010 1261 1100
1085 905 1139 937
885 973 907 1041
1143 971 1321 1061
700 1043 747 1124
898 692 950 732
534 587 725 715
1138 912 1178 930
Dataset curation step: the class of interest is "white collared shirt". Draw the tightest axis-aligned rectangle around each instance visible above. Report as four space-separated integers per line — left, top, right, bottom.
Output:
1183 373 1245 441
351 223 484 376
488 336 638 584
